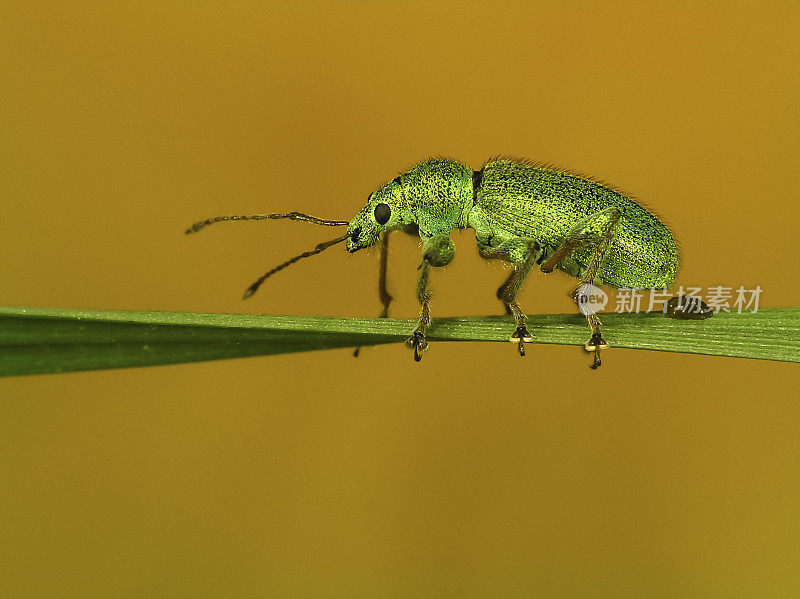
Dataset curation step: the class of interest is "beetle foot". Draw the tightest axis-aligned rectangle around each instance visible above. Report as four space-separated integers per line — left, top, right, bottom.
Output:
584 332 608 351
510 326 533 357
405 331 428 362
585 332 608 369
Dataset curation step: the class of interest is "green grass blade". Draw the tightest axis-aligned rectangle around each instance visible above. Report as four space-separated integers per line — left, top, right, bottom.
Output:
0 306 797 377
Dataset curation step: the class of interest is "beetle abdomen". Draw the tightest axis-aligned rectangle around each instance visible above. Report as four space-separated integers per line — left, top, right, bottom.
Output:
473 159 679 288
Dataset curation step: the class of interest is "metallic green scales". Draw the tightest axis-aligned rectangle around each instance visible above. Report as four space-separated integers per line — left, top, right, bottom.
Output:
342 156 679 365
349 158 678 288
188 156 681 367
352 159 473 240
470 159 679 288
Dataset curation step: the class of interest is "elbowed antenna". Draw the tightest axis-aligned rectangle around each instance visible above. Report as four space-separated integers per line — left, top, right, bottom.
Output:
243 233 350 299
185 212 349 234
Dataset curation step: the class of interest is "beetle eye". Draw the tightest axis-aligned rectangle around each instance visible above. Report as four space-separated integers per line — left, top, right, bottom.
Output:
374 203 391 225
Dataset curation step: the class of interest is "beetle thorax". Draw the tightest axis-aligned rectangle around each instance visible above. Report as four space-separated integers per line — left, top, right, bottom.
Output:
346 158 474 253
398 158 473 238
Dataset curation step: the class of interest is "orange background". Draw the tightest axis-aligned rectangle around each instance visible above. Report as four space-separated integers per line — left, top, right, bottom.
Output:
2 2 799 596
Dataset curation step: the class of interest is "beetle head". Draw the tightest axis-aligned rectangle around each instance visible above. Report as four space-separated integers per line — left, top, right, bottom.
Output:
346 177 403 253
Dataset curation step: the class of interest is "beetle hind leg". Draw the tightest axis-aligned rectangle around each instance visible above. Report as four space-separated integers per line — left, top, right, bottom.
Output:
582 315 609 369
542 207 621 368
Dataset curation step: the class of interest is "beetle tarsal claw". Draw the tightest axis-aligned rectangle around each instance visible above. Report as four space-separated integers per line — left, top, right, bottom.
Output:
583 334 607 369
584 342 610 351
585 332 609 368
509 326 533 357
509 326 533 343
405 331 428 362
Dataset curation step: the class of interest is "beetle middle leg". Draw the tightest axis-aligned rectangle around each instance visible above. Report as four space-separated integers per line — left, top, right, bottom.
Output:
405 234 455 362
478 237 540 357
540 206 621 368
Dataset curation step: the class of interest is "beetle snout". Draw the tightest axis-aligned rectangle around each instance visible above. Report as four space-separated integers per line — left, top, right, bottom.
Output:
346 225 362 253
346 218 379 252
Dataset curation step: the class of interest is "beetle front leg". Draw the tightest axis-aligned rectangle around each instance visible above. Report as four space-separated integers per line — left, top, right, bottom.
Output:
405 235 455 362
406 260 431 362
478 237 540 357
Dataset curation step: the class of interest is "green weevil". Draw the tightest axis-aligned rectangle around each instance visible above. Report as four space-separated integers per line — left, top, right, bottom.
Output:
187 157 679 368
